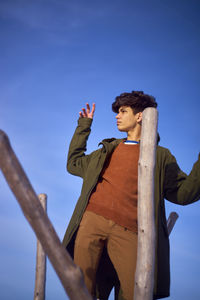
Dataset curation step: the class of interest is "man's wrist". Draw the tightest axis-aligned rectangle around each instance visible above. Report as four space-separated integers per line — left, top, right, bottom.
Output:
78 117 93 126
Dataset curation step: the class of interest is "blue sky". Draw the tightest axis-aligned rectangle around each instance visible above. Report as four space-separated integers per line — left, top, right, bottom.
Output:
0 0 200 299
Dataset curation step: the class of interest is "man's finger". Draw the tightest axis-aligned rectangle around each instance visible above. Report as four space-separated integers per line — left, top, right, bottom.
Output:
82 108 87 117
91 103 95 114
86 103 90 113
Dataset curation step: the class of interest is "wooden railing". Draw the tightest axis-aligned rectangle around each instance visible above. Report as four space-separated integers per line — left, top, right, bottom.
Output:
0 130 92 300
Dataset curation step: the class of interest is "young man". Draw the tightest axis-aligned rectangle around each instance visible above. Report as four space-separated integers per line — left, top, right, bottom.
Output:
63 91 200 300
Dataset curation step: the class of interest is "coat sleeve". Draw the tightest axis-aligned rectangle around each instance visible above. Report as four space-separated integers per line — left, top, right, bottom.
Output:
67 117 94 178
164 149 200 205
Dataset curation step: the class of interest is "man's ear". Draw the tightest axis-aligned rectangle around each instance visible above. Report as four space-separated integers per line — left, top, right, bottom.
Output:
137 111 143 123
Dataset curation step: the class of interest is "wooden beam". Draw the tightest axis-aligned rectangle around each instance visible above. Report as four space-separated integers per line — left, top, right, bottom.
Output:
34 194 47 300
167 212 179 236
134 108 158 300
0 130 92 300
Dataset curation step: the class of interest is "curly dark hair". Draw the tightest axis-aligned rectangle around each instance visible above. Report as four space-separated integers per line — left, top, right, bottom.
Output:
112 91 157 114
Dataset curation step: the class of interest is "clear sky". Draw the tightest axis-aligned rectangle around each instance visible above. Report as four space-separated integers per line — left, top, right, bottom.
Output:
0 0 200 299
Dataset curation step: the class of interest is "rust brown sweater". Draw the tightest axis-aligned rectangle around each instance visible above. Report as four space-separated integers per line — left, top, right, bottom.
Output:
87 142 139 232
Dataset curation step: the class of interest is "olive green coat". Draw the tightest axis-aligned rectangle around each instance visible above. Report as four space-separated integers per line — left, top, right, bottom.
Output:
63 117 200 299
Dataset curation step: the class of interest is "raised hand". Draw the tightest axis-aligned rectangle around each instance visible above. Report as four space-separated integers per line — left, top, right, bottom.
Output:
79 103 95 119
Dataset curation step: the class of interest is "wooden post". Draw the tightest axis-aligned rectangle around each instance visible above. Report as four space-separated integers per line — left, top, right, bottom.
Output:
34 194 47 300
0 130 92 300
167 212 179 236
134 108 158 300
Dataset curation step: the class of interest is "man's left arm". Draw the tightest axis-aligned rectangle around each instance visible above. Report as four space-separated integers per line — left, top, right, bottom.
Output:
164 151 200 205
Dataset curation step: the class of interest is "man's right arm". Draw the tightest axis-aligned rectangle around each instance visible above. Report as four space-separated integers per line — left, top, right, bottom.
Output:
67 103 95 178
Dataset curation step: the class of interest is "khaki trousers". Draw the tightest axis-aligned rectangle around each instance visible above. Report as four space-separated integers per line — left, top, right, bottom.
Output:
74 211 138 300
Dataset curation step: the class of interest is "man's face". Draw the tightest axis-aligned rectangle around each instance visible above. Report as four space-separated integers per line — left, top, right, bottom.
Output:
116 106 141 132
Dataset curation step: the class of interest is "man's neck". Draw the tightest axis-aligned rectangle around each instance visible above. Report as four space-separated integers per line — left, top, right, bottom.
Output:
127 128 141 141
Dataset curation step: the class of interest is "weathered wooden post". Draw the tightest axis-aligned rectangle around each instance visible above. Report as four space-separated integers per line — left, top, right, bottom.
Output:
34 193 47 300
167 212 179 236
0 130 92 300
134 107 158 300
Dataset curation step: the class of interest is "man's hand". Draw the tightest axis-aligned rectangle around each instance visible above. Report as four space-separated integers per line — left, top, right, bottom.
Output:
79 103 95 119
